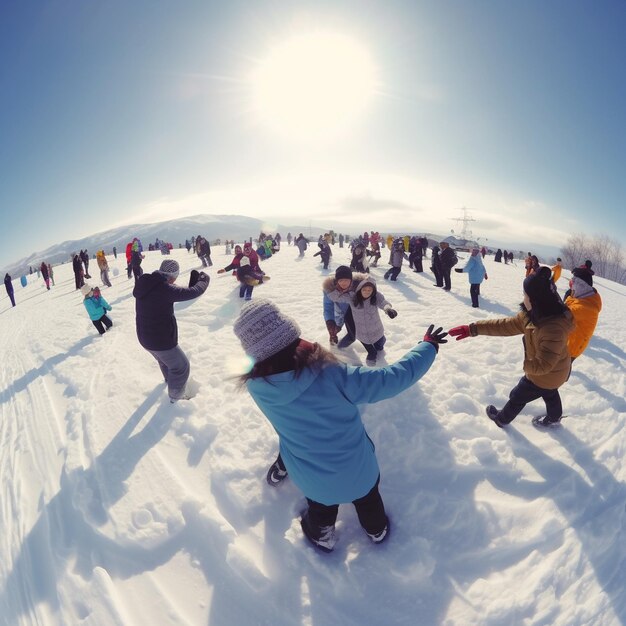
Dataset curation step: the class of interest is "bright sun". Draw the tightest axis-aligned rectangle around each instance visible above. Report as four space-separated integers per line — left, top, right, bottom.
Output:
251 32 377 143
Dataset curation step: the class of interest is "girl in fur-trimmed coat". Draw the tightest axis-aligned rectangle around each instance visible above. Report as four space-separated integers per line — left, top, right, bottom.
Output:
329 277 398 365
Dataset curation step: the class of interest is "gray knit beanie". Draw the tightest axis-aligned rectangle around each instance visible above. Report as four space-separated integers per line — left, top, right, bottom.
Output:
233 299 301 362
159 259 179 278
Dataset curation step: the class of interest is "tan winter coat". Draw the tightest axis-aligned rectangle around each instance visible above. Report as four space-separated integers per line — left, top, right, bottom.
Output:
470 309 574 390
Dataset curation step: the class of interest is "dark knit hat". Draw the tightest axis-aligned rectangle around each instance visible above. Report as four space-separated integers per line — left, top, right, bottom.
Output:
159 259 179 278
335 265 353 281
233 299 301 363
572 260 594 286
523 266 564 317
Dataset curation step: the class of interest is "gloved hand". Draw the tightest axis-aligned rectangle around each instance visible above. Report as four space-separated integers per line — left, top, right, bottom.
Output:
188 269 199 287
385 308 398 319
448 325 471 341
198 271 210 284
484 273 488 280
326 320 339 344
217 268 225 274
454 268 463 273
422 324 448 351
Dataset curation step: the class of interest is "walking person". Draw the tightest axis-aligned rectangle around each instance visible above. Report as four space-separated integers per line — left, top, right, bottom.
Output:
40 262 51 290
454 247 488 307
4 273 16 307
82 285 113 335
133 260 210 402
448 266 573 427
72 253 85 290
97 250 113 287
430 245 443 287
233 298 448 552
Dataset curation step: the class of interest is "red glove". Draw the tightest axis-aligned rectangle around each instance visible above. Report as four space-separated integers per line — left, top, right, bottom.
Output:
448 325 471 341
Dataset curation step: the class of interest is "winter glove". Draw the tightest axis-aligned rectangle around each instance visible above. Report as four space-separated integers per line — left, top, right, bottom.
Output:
217 268 226 274
197 271 210 284
454 268 463 273
325 320 339 344
448 325 471 341
188 269 200 287
385 308 398 319
422 324 448 352
484 273 488 280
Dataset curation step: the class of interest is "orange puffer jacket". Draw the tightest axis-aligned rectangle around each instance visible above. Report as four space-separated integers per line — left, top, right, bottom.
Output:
565 292 602 358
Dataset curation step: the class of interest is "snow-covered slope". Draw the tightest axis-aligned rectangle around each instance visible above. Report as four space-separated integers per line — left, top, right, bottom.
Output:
0 244 624 626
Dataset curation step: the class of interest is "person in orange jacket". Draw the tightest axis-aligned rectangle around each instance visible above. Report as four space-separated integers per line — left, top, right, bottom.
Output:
564 260 602 359
551 257 563 283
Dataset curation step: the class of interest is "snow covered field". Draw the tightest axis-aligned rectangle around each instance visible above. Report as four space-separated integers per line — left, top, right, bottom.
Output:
1 242 625 626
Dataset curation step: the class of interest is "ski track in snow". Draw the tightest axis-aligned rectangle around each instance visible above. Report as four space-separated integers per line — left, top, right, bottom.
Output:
1 243 625 626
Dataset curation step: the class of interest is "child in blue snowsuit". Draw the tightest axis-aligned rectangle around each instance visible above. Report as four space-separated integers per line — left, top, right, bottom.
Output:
82 284 113 334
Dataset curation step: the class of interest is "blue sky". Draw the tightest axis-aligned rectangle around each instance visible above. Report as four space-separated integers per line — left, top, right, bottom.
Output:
1 0 625 268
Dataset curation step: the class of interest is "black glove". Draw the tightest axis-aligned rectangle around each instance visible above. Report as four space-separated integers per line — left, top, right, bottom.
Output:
385 308 398 319
454 268 463 273
422 324 448 352
188 269 199 287
198 271 210 284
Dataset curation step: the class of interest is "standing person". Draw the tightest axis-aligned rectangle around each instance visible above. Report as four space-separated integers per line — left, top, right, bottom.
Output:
47 263 55 286
287 232 293 246
330 277 398 365
455 247 488 308
4 273 16 307
133 259 210 402
420 236 429 258
72 253 84 290
480 246 487 259
503 249 509 265
199 236 212 267
295 233 308 257
430 245 443 287
233 298 447 552
125 241 133 278
494 249 503 263
131 238 144 281
409 237 423 272
112 246 117 259
368 240 381 267
96 250 113 287
81 249 92 279
439 242 458 291
551 258 563 283
564 261 602 360
448 266 573 428
383 238 409 281
338 233 344 248
322 266 359 348
40 262 51 290
82 285 113 335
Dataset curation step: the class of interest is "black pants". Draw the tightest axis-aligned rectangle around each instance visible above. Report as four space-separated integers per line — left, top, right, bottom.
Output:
384 266 401 281
442 267 452 290
410 253 423 272
239 284 253 299
132 264 143 281
92 314 113 335
337 307 356 347
432 266 443 286
306 476 387 537
497 376 562 424
470 283 480 307
7 291 15 306
361 336 386 361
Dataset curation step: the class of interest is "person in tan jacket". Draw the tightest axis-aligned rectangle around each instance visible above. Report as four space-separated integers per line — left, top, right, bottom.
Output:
449 266 573 428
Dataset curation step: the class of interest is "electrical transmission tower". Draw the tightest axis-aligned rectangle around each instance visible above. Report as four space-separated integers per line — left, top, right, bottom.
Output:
451 208 477 240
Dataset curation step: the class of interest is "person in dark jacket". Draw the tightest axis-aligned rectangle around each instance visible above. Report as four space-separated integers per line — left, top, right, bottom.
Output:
439 242 458 291
72 254 85 290
4 273 16 307
409 237 423 272
80 249 92 279
133 259 210 402
494 249 503 263
40 262 51 290
314 238 332 269
430 246 443 287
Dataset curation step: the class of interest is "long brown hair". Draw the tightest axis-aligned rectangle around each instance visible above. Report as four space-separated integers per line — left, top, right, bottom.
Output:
239 339 339 385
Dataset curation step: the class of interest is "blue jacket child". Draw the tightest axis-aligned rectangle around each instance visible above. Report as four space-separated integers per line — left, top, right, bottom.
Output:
234 298 448 553
82 284 113 335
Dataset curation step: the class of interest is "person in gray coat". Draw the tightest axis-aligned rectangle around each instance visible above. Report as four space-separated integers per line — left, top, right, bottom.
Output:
383 238 410 281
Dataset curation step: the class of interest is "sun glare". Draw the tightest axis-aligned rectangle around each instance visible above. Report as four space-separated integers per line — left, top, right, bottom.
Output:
251 32 377 143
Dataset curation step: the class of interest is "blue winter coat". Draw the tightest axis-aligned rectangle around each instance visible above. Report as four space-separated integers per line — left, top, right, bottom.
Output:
133 271 209 350
246 341 437 505
461 254 486 284
83 295 112 321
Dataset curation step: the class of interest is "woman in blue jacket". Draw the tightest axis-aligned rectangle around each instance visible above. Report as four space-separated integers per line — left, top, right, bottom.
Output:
234 299 447 553
455 247 488 308
82 284 113 334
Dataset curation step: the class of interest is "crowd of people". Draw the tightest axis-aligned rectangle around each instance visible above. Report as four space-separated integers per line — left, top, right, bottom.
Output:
1 228 604 555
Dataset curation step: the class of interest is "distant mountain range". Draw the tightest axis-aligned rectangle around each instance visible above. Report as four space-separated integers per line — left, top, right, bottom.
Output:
3 213 561 277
